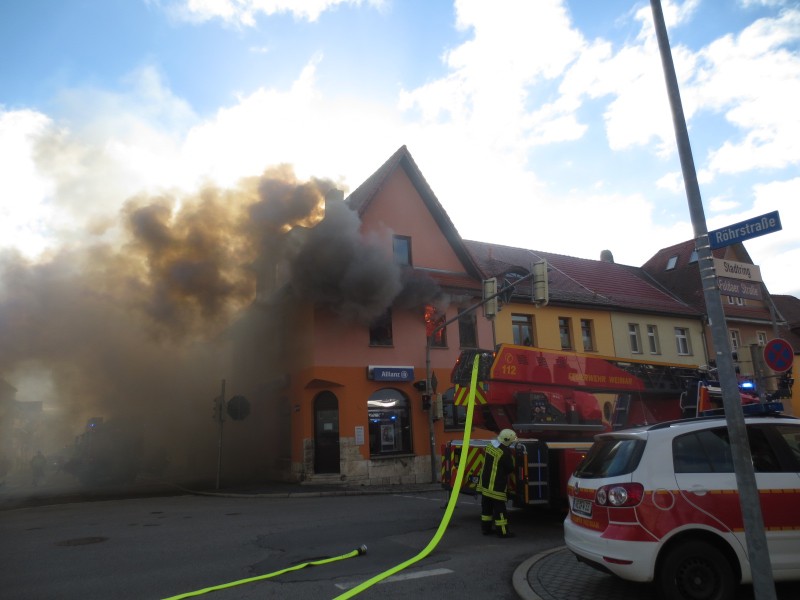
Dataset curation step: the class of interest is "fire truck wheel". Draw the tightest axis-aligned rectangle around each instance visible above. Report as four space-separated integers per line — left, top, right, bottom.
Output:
658 540 736 600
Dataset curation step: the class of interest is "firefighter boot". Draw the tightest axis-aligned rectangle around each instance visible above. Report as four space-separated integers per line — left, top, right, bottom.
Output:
495 515 514 538
481 514 493 535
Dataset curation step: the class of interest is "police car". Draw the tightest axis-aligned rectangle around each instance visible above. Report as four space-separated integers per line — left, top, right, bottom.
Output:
563 410 800 600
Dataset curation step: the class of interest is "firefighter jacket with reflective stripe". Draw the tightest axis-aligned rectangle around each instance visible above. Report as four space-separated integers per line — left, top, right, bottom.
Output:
477 441 514 501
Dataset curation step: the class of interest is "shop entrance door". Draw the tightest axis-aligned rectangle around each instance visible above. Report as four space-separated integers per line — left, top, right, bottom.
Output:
314 392 340 474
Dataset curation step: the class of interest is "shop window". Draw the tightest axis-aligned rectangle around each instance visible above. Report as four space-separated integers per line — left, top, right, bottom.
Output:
367 389 412 456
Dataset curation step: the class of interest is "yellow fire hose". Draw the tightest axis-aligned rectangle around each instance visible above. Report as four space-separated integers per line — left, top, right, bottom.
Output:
162 545 368 600
163 355 480 600
332 354 480 598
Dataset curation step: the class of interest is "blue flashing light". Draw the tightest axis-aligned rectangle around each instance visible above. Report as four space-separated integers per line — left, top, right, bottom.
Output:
739 380 755 390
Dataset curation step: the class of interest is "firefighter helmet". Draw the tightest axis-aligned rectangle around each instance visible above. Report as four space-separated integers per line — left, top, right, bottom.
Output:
498 429 518 446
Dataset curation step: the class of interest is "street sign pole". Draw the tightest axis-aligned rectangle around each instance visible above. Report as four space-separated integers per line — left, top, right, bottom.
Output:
650 2 776 598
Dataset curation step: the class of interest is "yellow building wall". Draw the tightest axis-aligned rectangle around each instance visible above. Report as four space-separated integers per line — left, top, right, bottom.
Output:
492 304 615 355
610 313 705 366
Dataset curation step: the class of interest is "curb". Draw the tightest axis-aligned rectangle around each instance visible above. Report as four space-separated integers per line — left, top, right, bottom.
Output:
512 545 566 600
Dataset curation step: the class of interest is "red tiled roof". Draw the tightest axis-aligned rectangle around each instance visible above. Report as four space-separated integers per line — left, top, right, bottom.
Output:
641 240 773 322
465 240 701 317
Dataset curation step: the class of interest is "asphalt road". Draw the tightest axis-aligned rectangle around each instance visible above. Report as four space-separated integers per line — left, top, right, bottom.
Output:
0 487 567 600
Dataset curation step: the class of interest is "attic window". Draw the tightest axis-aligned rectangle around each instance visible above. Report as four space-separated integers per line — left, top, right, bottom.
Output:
689 250 698 263
393 235 412 266
666 255 678 270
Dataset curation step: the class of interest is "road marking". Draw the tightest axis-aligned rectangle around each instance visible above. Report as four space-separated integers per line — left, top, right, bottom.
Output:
334 568 453 590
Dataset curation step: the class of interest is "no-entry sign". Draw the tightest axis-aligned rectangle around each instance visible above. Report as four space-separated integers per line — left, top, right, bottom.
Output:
763 338 793 373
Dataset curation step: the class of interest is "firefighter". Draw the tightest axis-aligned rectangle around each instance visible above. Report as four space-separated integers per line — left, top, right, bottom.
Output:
478 428 517 538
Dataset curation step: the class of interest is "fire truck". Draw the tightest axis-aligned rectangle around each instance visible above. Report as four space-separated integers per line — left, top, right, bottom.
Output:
440 343 770 510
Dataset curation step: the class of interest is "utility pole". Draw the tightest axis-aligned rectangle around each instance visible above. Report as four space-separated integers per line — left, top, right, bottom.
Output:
650 2 776 598
424 270 538 482
215 379 225 490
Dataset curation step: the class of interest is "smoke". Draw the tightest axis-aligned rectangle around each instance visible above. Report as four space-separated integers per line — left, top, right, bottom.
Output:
0 164 446 488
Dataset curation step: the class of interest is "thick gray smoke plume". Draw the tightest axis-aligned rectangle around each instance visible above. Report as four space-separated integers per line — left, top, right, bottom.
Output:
0 166 444 488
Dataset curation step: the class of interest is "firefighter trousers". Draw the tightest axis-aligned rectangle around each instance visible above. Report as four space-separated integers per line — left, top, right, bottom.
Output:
480 494 510 537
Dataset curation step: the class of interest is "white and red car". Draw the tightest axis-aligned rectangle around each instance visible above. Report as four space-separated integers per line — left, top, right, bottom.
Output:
564 413 800 600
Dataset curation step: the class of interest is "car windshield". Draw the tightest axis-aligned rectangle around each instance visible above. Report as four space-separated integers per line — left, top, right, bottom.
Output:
573 438 645 478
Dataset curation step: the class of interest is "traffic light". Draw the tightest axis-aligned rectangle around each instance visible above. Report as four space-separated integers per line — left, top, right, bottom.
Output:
533 260 549 306
422 394 431 410
483 278 498 318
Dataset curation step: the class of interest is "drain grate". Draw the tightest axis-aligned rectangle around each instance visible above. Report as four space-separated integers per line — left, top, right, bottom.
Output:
55 536 109 547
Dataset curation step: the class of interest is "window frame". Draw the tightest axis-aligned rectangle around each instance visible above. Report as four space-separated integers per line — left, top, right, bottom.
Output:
580 318 595 352
558 317 573 350
646 324 660 354
675 327 692 356
628 323 642 354
367 388 412 457
392 235 412 266
369 309 393 347
512 313 534 346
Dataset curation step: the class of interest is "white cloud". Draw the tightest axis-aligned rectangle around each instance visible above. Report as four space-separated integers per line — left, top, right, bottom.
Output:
696 9 800 175
170 0 385 26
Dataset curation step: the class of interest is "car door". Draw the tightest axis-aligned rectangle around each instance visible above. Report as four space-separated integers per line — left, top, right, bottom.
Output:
754 423 800 577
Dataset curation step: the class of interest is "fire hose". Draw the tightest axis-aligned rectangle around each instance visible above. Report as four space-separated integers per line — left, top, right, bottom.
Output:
162 545 368 600
162 355 480 599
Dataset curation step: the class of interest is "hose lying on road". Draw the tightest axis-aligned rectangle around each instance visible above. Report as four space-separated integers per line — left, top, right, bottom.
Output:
161 545 368 600
332 354 480 599
162 355 480 600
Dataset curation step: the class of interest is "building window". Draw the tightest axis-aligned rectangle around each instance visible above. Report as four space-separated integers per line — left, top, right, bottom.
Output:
425 306 447 348
441 387 466 431
367 389 411 456
580 319 595 352
512 314 534 346
628 323 642 354
729 329 741 351
675 327 692 355
689 250 698 263
558 317 573 350
666 255 678 270
458 311 478 348
647 324 660 354
757 331 767 346
393 235 411 266
369 310 393 346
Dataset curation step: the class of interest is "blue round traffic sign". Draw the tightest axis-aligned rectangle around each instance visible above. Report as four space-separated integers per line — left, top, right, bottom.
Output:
763 338 793 373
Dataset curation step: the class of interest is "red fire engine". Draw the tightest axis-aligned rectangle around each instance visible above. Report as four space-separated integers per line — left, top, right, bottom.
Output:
440 343 765 509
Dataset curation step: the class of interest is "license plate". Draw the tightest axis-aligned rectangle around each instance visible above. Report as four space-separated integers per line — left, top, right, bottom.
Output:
572 497 592 517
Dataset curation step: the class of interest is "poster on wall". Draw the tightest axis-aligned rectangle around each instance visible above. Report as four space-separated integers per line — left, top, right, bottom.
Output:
381 424 395 450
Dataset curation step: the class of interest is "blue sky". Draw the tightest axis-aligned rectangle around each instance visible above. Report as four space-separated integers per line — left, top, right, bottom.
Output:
1 0 799 296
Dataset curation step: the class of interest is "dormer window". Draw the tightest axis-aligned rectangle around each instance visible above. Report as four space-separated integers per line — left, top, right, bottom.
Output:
666 255 678 270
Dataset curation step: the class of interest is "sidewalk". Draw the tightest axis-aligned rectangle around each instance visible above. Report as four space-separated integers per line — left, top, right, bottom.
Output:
513 546 651 600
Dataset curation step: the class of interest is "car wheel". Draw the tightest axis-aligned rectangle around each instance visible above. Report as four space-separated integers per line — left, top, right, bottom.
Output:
658 540 736 600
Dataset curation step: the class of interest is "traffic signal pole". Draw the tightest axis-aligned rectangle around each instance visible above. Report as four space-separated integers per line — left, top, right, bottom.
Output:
649 2 776 597
424 271 535 482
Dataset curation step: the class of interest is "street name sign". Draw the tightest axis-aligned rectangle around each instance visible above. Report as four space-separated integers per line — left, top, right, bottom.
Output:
708 210 782 249
717 277 762 300
712 258 762 282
